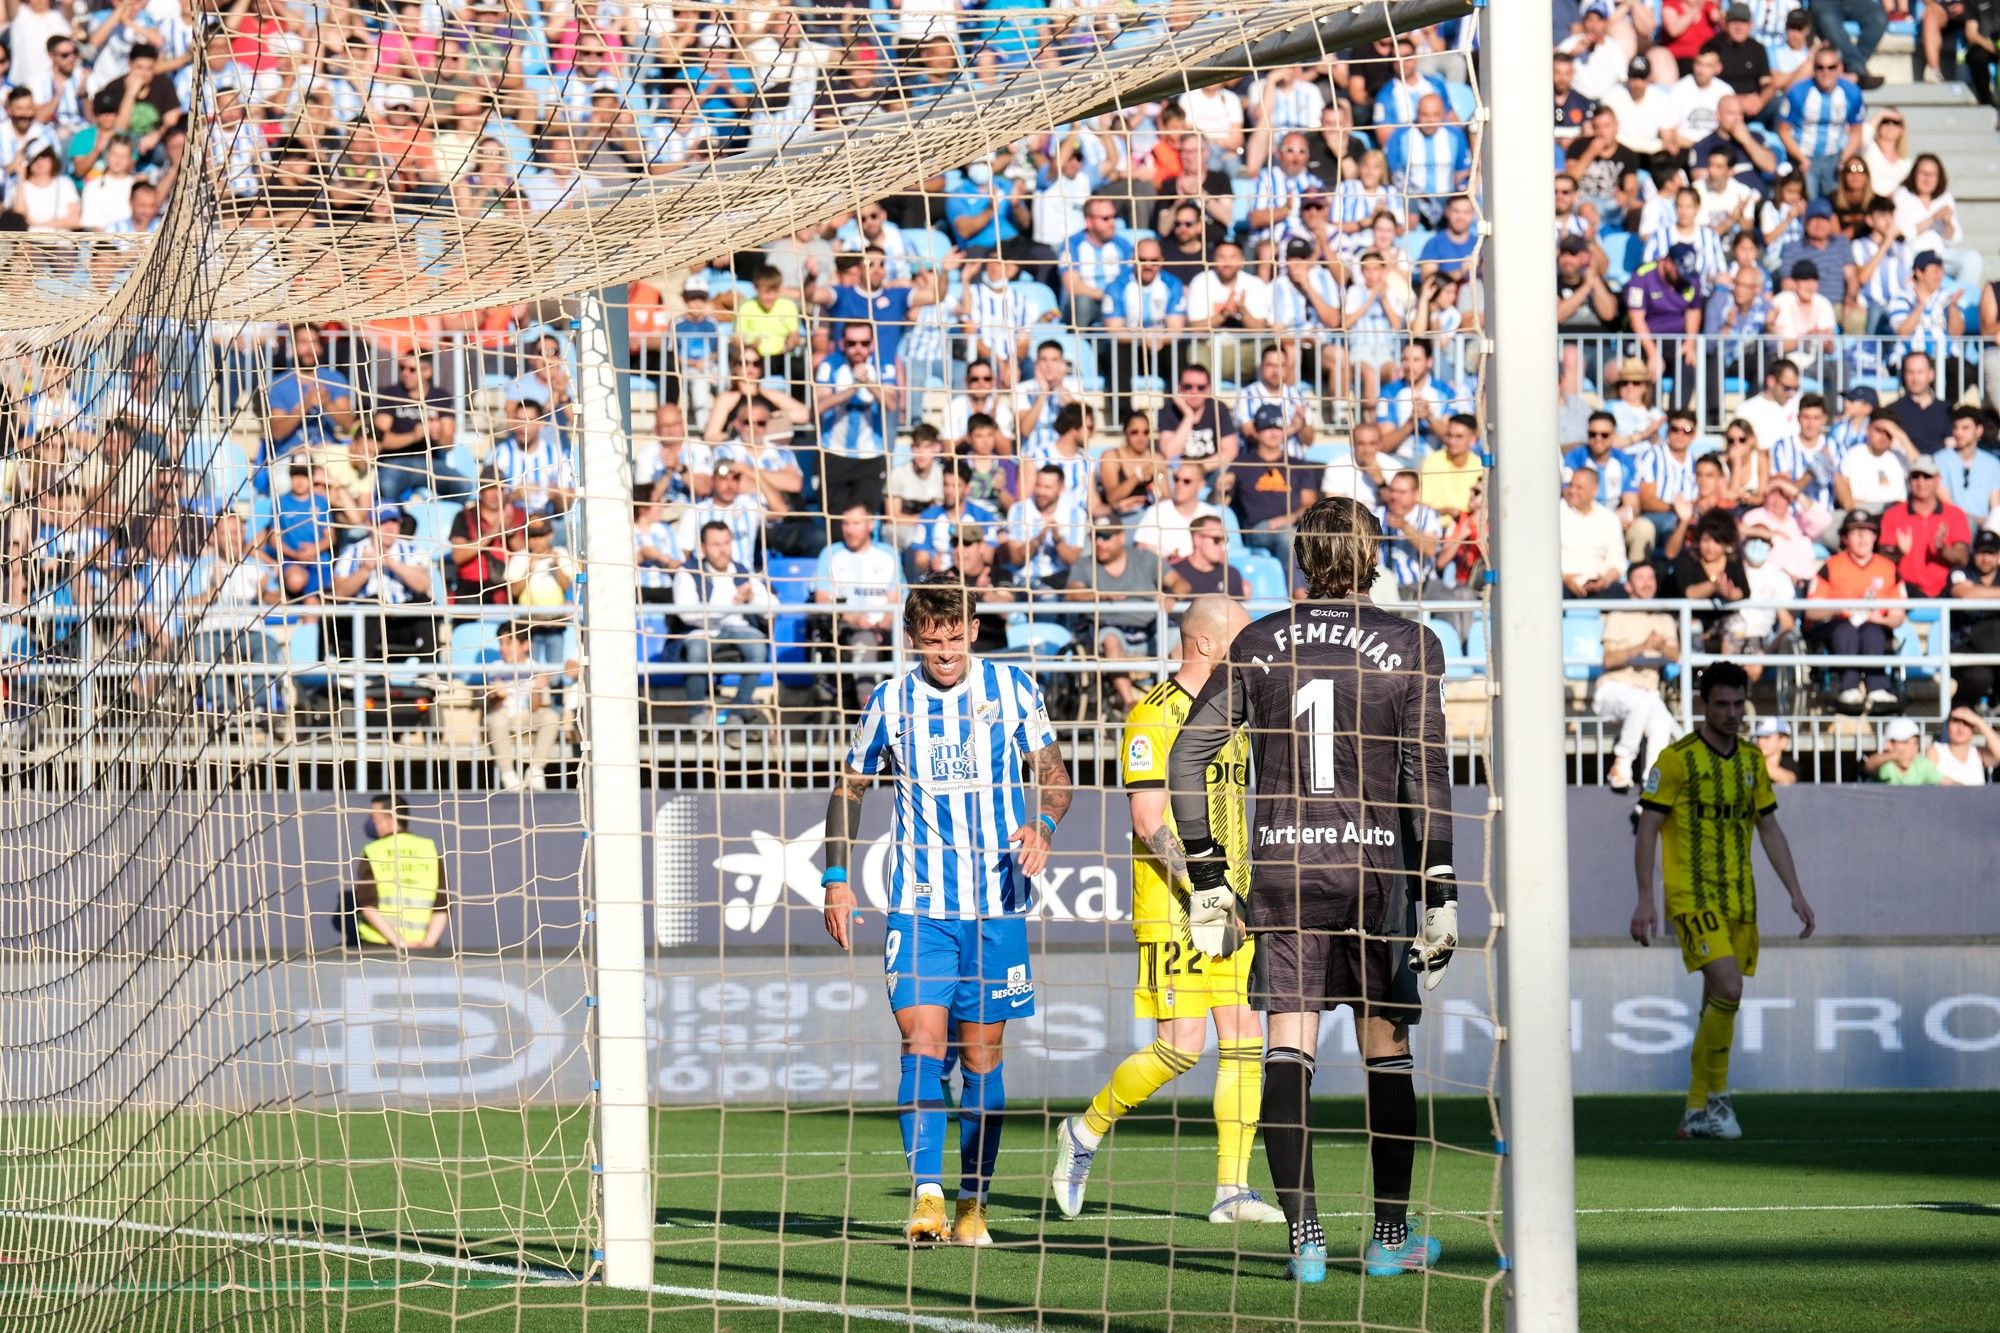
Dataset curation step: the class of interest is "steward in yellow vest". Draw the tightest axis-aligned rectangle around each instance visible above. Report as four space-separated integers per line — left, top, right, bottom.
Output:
353 795 450 949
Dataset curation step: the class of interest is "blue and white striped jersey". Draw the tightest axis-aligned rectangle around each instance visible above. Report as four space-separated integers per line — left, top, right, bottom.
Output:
814 354 898 459
1253 77 1328 132
332 536 432 605
1769 433 1841 507
1635 443 1699 505
1020 440 1094 499
1060 231 1135 296
1371 73 1449 132
1003 493 1091 583
1888 288 1957 364
1375 501 1447 588
1829 413 1871 453
1102 271 1187 328
1391 124 1470 204
845 658 1060 919
962 279 1036 364
675 493 766 571
1643 224 1731 287
1375 375 1471 452
1235 380 1312 436
488 435 575 516
1748 0 1799 53
1269 265 1342 331
1852 235 1912 312
1249 164 1324 238
1781 78 1865 161
1561 444 1642 506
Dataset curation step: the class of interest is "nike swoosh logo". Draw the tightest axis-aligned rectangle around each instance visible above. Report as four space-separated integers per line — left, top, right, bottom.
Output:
1010 994 1033 1008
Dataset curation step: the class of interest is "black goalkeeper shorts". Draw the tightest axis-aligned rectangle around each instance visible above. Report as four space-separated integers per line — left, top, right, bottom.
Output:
1247 896 1423 1022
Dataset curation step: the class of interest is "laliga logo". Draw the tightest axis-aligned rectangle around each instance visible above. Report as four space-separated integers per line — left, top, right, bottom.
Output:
710 821 1126 933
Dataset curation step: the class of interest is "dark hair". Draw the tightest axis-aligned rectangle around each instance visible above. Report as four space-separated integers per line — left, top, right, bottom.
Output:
1693 508 1738 549
1588 410 1616 430
1446 413 1478 434
499 620 533 642
1037 463 1066 481
1666 406 1698 429
1294 496 1381 600
965 412 997 434
699 520 731 542
1121 409 1151 430
129 41 159 61
1798 392 1828 414
909 421 941 445
903 571 978 639
370 793 413 827
1909 151 1949 196
1766 357 1798 383
949 459 974 483
1697 660 1750 699
751 264 781 285
1694 453 1726 476
1952 405 1984 425
1055 402 1088 436
1036 339 1066 359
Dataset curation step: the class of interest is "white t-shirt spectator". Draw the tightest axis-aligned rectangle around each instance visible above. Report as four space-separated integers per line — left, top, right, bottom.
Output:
1767 289 1836 341
1559 501 1628 583
1735 392 1799 455
8 3 72 100
19 174 79 230
1178 86 1245 139
1693 177 1758 232
671 560 771 637
1561 36 1632 102
1032 168 1092 248
80 174 135 231
813 538 900 607
1599 83 1674 155
1667 75 1729 145
1185 269 1274 326
1838 443 1909 511
1132 498 1222 562
1728 556 1798 641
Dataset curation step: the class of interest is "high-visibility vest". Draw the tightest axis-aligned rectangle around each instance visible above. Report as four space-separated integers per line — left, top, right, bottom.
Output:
357 832 441 946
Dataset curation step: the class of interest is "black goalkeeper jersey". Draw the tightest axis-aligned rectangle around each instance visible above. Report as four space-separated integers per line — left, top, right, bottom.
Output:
1167 599 1453 932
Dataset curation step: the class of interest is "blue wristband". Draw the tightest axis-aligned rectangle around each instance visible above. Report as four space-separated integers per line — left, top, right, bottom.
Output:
821 867 848 889
1037 813 1058 838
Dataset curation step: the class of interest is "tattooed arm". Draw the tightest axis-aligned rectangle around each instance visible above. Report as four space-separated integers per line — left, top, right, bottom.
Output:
1007 742 1072 878
1127 787 1189 888
821 764 872 950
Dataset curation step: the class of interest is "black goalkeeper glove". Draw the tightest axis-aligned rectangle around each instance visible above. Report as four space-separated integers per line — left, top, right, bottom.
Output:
1180 835 1244 958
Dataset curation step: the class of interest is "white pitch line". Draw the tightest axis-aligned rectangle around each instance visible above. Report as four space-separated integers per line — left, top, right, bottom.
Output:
0 1209 1032 1333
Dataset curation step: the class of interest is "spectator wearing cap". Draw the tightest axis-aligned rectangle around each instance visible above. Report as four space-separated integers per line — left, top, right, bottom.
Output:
1218 405 1319 563
1831 382 1877 451
1769 259 1839 382
1806 510 1906 710
1836 412 1913 517
1863 717 1946 784
1600 53 1675 170
1561 1 1636 103
329 505 437 662
1626 242 1703 391
1888 349 1952 456
1701 4 1777 119
1888 253 1966 400
1778 46 1865 199
1593 559 1681 790
1386 93 1470 230
1940 406 2000 524
1753 716 1800 784
1609 355 1669 452
1877 454 1970 597
1948 530 2000 707
1776 198 1858 306
1767 6 1818 86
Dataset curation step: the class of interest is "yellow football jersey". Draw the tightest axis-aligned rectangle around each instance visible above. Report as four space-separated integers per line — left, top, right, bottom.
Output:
1640 731 1778 923
1120 677 1251 944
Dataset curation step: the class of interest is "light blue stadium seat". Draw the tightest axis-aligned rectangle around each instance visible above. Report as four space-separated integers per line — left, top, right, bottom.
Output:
399 498 460 549
444 442 480 485
1304 441 1349 467
1456 613 1490 678
1562 610 1605 683
1005 622 1074 656
1400 229 1433 264
1234 552 1288 604
1426 615 1465 669
768 555 819 688
193 435 254 510
1444 80 1477 124
1013 279 1060 323
1896 622 1935 680
902 227 951 271
449 620 499 686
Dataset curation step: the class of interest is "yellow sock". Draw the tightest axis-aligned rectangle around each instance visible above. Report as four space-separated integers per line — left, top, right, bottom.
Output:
1702 995 1740 1100
1084 1040 1198 1139
1687 997 1739 1111
1213 1039 1263 1187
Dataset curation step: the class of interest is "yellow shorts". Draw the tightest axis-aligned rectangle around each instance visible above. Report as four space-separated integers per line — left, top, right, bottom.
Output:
1134 938 1255 1020
1670 908 1759 977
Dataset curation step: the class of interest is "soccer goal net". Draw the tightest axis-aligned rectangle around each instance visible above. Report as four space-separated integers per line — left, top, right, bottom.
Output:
0 0 1563 1325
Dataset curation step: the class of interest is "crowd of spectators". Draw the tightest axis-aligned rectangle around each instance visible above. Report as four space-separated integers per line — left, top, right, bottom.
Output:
5 0 2000 783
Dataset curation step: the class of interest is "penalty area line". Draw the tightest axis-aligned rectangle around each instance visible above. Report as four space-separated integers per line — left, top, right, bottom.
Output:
0 1209 1031 1333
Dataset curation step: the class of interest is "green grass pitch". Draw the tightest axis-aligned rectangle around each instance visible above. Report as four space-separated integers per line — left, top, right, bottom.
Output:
7 1092 1995 1330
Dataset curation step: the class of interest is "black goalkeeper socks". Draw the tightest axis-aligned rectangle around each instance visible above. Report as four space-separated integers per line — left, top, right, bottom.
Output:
1262 1047 1318 1241
1366 1053 1416 1246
